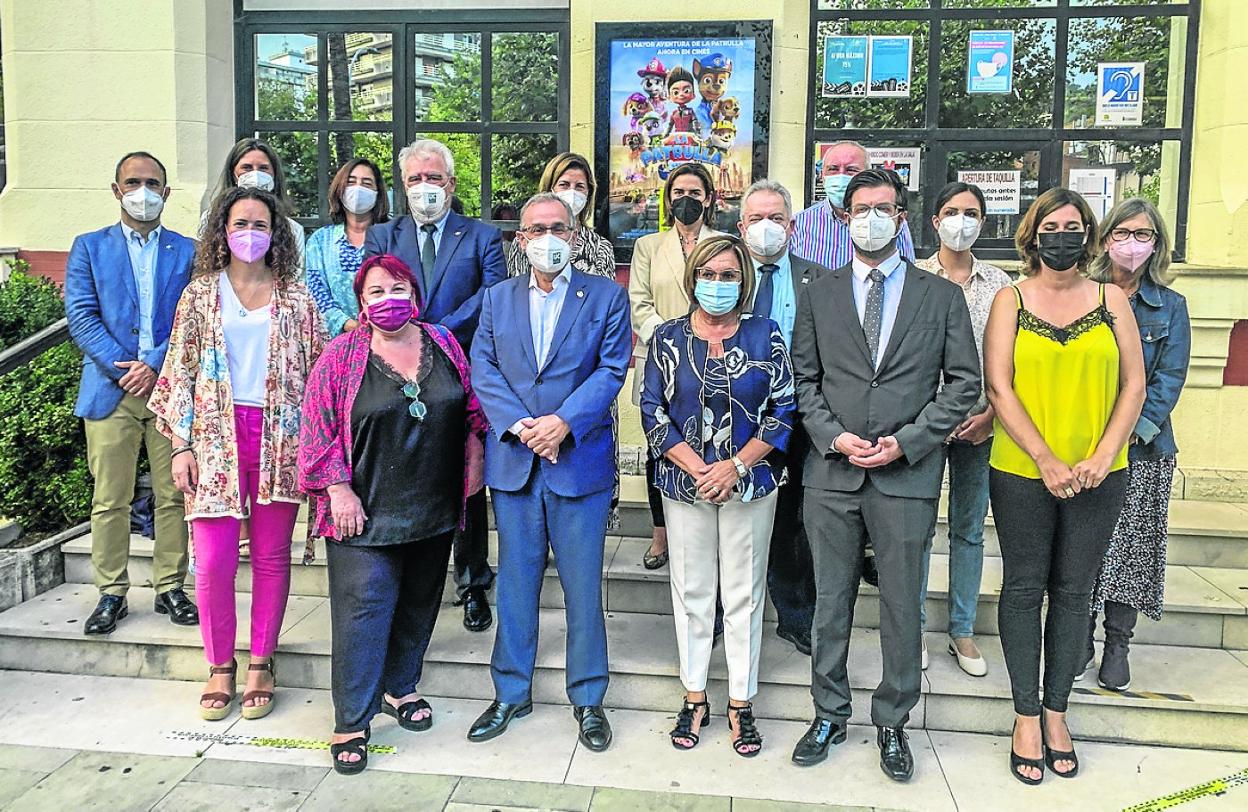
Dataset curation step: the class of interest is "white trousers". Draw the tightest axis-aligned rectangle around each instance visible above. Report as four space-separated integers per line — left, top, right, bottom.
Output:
662 490 778 700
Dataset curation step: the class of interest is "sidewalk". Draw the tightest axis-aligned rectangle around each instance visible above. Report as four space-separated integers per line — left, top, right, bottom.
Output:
0 671 1244 811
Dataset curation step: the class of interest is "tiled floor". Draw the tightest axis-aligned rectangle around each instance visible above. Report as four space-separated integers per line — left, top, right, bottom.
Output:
0 670 1244 811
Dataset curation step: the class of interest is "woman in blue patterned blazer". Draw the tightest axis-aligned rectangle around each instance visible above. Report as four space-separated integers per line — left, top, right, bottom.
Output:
640 234 796 759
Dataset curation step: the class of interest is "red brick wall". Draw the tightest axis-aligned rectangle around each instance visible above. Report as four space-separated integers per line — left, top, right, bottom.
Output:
16 250 69 288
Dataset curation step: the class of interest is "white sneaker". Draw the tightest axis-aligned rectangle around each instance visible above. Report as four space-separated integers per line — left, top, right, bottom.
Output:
947 636 988 677
921 637 929 671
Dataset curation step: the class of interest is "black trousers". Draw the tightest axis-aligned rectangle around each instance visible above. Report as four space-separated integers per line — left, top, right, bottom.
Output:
453 489 494 597
646 456 666 529
990 468 1128 716
767 432 815 637
807 478 933 728
327 531 454 733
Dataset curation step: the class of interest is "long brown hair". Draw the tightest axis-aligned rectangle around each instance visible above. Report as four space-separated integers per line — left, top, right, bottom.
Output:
662 162 717 228
195 187 300 282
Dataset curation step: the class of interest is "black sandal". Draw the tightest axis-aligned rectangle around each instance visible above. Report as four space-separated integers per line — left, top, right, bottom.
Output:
669 699 710 750
330 727 370 776
726 702 763 758
643 549 669 570
382 697 433 732
1042 710 1079 778
1009 721 1045 786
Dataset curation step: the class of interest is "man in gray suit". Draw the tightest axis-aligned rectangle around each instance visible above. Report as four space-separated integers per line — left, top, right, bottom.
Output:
788 169 979 782
738 179 831 657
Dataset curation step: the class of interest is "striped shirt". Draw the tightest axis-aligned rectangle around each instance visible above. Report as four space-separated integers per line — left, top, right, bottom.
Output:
790 201 915 270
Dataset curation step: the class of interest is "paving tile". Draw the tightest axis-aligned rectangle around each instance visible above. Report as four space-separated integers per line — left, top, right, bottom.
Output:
1190 566 1248 611
1229 650 1248 669
445 804 544 812
452 776 593 810
589 786 730 811
4 750 195 812
300 770 458 811
151 781 307 811
0 743 78 773
0 768 45 809
730 801 876 812
183 758 326 790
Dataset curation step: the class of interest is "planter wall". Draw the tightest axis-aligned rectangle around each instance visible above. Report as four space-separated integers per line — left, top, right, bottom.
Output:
0 522 86 612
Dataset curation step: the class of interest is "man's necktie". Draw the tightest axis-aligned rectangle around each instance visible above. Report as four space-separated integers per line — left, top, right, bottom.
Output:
754 263 777 320
863 268 885 366
420 223 438 293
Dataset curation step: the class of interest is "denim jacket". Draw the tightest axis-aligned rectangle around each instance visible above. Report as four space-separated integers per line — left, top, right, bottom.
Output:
1131 275 1191 461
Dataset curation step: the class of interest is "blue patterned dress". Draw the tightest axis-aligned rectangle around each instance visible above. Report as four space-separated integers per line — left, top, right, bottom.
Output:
306 223 367 336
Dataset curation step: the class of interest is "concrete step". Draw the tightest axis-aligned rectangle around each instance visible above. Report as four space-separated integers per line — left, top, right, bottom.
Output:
1 582 1245 752
61 532 1248 650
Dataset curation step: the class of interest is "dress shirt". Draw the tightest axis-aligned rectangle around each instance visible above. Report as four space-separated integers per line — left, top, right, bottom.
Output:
790 200 914 270
122 223 161 355
850 250 906 370
507 264 573 437
758 251 797 349
415 208 450 256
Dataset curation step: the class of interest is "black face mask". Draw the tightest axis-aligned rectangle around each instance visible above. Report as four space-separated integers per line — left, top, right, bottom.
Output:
1037 231 1087 272
671 196 705 226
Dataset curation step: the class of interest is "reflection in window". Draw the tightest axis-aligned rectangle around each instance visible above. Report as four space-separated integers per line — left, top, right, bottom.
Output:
939 19 1054 129
322 32 394 122
417 33 482 123
1065 16 1185 129
1062 140 1181 231
814 20 928 130
492 33 560 123
257 130 319 219
492 133 558 220
254 34 318 121
946 149 1042 243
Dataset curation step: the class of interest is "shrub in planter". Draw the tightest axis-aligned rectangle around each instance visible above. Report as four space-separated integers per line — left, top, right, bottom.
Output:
0 263 90 532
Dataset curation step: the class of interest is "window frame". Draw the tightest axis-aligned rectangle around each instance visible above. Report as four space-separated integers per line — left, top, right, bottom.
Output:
234 3 570 231
805 0 1201 261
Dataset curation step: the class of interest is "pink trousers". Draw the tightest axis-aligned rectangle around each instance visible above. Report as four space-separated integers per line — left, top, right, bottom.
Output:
191 406 299 665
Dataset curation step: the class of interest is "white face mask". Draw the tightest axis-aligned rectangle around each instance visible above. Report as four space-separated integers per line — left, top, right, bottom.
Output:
937 214 982 252
121 187 165 222
342 185 378 215
745 218 788 258
407 182 447 223
236 169 275 192
525 233 571 275
555 189 588 218
848 210 899 253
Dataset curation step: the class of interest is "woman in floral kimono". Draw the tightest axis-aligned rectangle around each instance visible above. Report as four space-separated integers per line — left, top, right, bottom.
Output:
150 186 327 722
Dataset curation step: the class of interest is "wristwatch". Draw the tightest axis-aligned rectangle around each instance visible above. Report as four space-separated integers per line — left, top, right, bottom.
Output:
731 455 748 478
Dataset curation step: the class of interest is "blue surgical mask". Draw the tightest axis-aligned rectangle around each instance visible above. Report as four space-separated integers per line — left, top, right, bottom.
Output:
823 173 852 208
694 279 740 316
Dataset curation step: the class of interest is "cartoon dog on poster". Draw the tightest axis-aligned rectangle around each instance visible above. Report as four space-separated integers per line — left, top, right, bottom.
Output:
638 110 665 148
711 96 740 124
693 53 733 132
622 92 653 129
638 57 668 119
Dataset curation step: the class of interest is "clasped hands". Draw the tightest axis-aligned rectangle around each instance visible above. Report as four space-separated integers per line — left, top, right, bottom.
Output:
834 432 903 468
115 360 157 398
517 414 570 463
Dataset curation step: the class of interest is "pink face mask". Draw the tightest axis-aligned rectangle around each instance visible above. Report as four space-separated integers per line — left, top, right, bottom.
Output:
1107 238 1155 273
227 229 272 263
364 294 416 332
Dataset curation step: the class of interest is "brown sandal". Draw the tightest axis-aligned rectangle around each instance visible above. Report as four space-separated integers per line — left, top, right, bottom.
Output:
241 659 277 720
199 659 237 721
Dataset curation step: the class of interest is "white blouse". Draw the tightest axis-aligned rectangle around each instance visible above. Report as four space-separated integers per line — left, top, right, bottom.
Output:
219 277 272 408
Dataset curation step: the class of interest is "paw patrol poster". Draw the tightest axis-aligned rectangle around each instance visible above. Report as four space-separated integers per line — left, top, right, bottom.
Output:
596 23 772 256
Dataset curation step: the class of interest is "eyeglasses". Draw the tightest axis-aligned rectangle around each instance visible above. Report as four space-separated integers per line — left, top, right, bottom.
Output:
1109 227 1157 243
402 380 427 421
695 268 743 283
406 173 447 186
519 223 573 238
849 204 902 218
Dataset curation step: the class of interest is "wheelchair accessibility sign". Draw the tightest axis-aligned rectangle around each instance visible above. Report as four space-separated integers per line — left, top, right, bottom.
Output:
1096 62 1145 126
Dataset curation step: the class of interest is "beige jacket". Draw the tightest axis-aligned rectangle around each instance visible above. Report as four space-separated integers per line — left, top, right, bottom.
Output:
628 225 722 360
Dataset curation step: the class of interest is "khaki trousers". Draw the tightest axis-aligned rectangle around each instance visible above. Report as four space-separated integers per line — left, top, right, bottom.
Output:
83 394 188 596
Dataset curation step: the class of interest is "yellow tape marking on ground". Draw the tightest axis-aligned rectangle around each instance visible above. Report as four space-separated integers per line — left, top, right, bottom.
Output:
1122 768 1248 812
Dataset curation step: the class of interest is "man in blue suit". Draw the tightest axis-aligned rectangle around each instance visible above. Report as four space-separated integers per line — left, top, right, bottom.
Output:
467 194 631 752
65 151 197 635
364 138 509 634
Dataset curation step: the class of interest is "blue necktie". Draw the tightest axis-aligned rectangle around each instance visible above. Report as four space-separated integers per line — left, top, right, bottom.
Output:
754 263 777 321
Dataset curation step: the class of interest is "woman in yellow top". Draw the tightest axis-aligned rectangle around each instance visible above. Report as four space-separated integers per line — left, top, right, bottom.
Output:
984 187 1144 787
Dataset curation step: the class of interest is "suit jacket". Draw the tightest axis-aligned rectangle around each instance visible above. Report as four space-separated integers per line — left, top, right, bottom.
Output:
363 211 507 350
471 270 632 498
64 223 195 420
791 260 980 498
787 254 832 301
628 225 722 359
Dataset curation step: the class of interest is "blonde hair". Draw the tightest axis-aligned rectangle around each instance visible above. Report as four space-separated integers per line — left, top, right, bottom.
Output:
682 234 756 315
538 152 596 225
1088 197 1174 286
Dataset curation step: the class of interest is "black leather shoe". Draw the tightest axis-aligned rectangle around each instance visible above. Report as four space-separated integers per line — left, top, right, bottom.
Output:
791 716 847 766
878 726 914 782
777 626 812 656
84 595 128 635
862 551 880 587
461 588 493 632
467 699 532 742
574 705 613 752
154 588 199 626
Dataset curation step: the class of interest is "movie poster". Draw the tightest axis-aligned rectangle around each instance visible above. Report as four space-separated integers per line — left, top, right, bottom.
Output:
603 35 759 252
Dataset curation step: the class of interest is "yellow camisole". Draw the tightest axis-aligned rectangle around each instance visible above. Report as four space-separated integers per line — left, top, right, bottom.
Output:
990 284 1129 479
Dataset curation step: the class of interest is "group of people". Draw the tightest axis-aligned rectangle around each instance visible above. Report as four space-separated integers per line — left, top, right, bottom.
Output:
63 135 1189 785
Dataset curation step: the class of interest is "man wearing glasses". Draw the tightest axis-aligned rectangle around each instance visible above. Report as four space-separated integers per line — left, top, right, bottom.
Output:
365 138 508 634
467 193 632 752
789 169 979 782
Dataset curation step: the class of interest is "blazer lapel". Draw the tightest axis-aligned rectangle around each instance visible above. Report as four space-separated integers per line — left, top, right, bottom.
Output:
511 278 539 373
830 267 872 367
153 229 181 305
540 272 588 373
658 228 689 306
876 264 929 372
111 224 140 307
429 212 467 304
395 219 427 302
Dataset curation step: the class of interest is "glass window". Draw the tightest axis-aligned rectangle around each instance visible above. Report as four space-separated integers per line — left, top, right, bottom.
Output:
1061 139 1182 233
944 147 1043 245
491 133 558 220
1065 15 1187 130
416 33 481 124
939 19 1055 129
326 32 393 122
254 34 317 121
814 20 929 130
492 32 559 123
257 130 319 219
406 132 482 218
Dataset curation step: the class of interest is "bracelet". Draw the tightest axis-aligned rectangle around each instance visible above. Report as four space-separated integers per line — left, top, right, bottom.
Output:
171 446 195 460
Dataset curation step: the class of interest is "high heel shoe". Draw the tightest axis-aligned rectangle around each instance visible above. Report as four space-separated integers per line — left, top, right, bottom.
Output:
669 698 710 750
1009 720 1045 786
1042 709 1079 778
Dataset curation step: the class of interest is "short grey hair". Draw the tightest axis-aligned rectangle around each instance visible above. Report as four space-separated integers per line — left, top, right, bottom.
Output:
821 140 869 166
741 179 793 218
520 192 574 227
398 138 455 178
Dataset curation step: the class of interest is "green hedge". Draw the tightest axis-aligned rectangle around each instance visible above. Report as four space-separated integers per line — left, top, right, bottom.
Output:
0 262 91 532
